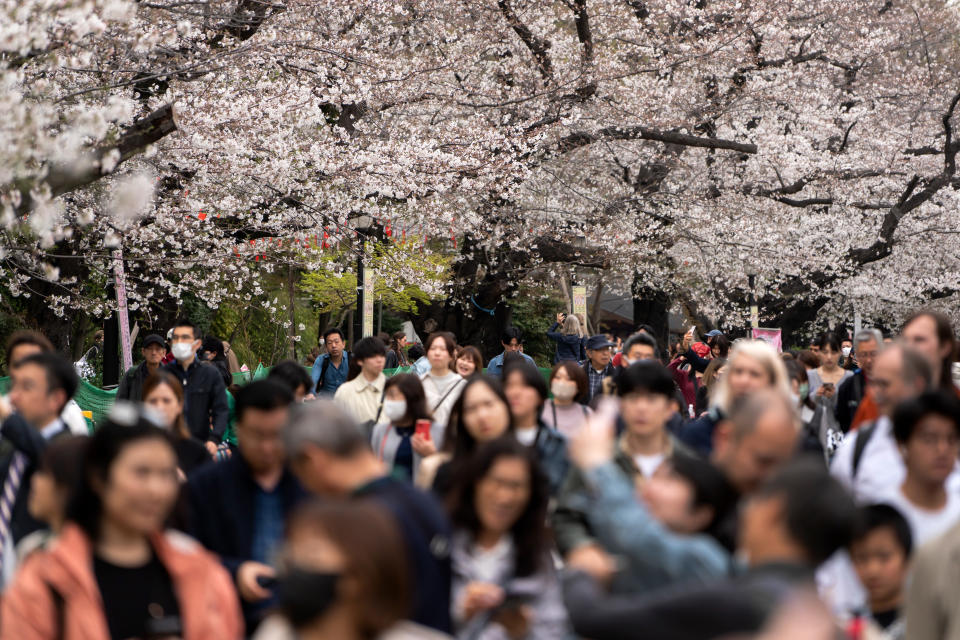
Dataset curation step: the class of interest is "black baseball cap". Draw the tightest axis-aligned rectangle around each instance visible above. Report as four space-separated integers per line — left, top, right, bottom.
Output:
142 334 166 349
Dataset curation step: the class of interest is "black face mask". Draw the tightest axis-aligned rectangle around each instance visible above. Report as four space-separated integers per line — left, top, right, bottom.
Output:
277 568 341 628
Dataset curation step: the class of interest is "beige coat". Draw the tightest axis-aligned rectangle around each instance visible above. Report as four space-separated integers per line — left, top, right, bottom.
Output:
905 519 960 640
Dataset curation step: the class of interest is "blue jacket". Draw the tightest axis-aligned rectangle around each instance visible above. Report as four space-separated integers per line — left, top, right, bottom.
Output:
354 476 453 633
310 352 350 395
581 463 730 590
547 323 586 364
186 455 307 629
487 351 536 378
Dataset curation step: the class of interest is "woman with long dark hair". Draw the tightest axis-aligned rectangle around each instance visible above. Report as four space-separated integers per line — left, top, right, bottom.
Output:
2 407 242 639
419 376 515 494
447 437 570 639
385 331 410 370
370 374 444 482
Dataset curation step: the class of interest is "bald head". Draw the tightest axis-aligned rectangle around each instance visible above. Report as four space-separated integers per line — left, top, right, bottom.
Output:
871 343 932 417
713 389 800 495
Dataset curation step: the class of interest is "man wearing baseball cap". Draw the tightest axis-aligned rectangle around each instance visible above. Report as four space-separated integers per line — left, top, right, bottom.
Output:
582 334 618 405
115 333 168 402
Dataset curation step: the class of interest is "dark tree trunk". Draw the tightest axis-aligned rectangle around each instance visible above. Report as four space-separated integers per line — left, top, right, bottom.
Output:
632 276 671 357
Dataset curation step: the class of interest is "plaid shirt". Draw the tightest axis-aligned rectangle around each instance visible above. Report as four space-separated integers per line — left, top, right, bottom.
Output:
585 362 616 404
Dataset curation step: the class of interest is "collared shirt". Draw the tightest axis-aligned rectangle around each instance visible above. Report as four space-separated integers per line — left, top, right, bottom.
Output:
39 419 65 440
312 353 350 395
587 366 608 403
334 372 386 424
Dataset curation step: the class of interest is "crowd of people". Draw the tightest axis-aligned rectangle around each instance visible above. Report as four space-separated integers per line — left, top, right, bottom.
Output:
2 310 960 639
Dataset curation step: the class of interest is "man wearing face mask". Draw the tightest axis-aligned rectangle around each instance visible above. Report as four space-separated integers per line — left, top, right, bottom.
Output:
162 318 229 453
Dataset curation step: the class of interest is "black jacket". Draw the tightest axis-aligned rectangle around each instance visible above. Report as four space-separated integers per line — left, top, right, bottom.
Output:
834 370 866 434
185 454 306 629
161 359 229 443
355 476 453 633
0 414 68 546
563 563 815 640
115 361 154 403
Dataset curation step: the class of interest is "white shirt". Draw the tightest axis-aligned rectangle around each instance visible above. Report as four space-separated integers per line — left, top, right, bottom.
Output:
882 487 960 547
634 453 666 478
333 373 386 424
830 416 960 504
420 372 464 429
516 426 537 447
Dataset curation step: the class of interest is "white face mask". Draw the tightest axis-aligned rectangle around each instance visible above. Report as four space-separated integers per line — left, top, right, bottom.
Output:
171 341 195 362
383 399 407 423
551 380 578 402
841 346 852 357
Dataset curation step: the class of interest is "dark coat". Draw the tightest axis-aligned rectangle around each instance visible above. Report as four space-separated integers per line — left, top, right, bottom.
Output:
115 361 153 403
0 414 68 545
834 370 866 434
563 563 813 640
547 323 586 364
161 359 229 443
355 476 453 633
185 454 306 629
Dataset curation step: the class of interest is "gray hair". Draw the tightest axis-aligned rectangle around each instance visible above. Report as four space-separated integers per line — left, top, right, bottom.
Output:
727 388 800 439
883 342 933 389
854 328 883 348
284 399 371 458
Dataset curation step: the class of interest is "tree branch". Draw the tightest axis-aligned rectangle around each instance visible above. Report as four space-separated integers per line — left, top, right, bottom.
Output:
9 104 178 216
550 125 757 157
497 0 553 82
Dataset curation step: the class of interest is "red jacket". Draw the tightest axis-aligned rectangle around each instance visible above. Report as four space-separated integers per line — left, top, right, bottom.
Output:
1 524 243 639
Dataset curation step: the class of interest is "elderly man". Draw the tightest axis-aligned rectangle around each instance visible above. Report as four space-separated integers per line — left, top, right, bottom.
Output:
285 400 452 634
835 328 883 432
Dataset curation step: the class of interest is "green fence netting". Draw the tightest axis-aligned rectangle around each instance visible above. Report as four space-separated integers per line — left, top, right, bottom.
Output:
0 364 553 431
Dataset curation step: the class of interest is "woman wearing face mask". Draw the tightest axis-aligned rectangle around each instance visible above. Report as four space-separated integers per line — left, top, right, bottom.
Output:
447 437 570 640
454 346 484 378
503 362 570 496
420 332 466 429
253 500 448 640
2 407 242 639
370 374 445 483
143 371 212 475
423 376 515 496
541 362 593 437
784 360 834 460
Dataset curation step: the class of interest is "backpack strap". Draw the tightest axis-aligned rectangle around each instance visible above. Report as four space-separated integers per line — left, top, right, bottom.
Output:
315 356 332 394
852 421 877 479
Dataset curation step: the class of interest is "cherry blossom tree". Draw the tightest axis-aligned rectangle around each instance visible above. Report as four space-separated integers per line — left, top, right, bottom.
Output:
3 0 960 351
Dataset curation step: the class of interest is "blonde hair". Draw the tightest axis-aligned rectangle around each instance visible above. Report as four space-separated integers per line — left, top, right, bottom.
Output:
711 340 791 413
562 314 584 338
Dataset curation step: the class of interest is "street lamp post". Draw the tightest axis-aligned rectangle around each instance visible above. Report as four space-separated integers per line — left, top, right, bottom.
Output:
352 214 374 345
746 267 759 338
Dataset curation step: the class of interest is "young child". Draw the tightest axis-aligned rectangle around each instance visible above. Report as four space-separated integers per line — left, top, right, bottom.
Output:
848 504 912 640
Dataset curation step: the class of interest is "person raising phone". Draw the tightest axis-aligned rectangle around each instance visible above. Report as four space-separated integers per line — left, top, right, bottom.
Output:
370 374 444 483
